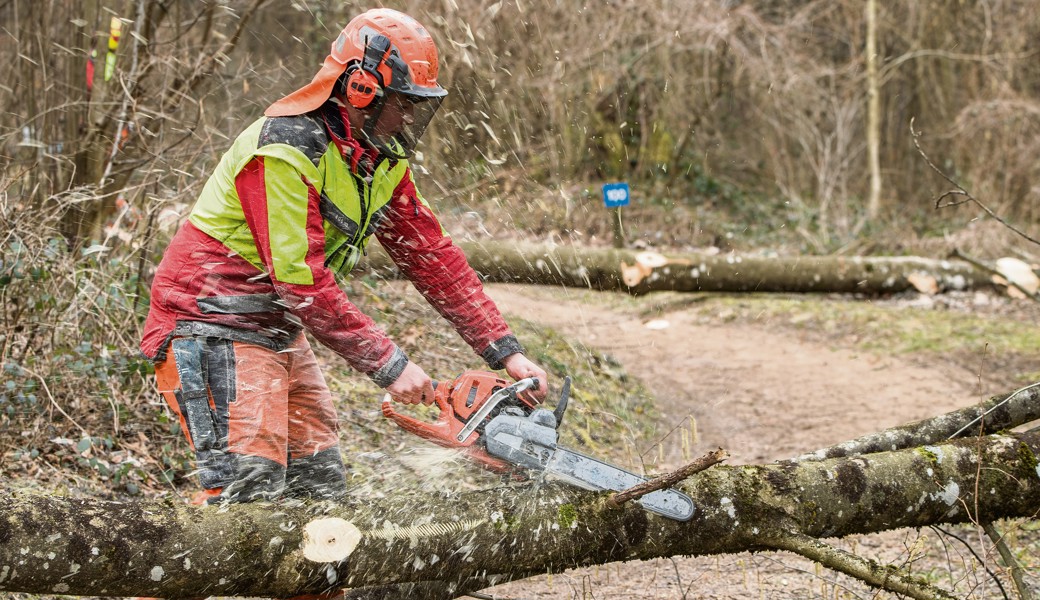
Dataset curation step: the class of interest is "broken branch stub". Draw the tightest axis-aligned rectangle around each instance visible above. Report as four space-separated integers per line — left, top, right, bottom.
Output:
608 447 728 508
302 517 362 563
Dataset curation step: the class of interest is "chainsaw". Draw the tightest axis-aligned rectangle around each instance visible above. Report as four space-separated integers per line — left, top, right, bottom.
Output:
382 370 695 521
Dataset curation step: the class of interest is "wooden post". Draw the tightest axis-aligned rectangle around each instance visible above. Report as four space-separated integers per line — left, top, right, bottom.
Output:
602 182 630 249
612 207 625 248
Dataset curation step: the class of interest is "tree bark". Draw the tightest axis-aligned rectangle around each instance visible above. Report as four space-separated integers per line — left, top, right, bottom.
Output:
797 382 1040 461
366 241 991 295
0 430 1036 598
865 0 882 221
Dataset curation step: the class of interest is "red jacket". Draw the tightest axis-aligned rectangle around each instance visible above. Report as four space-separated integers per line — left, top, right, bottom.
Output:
141 103 520 387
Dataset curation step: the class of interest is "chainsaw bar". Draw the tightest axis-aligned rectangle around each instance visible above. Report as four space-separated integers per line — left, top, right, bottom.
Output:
543 447 695 521
483 409 695 521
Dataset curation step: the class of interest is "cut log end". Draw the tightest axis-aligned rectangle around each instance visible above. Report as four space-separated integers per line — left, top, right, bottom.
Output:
621 252 670 287
302 517 361 563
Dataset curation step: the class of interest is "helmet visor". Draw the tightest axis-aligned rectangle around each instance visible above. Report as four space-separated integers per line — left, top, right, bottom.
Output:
364 92 443 159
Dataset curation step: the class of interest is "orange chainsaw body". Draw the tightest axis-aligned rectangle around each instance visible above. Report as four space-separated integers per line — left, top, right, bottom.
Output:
381 370 539 472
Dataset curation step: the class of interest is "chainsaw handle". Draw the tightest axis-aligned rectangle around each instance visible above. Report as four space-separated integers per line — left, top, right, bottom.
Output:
380 377 482 448
381 392 456 443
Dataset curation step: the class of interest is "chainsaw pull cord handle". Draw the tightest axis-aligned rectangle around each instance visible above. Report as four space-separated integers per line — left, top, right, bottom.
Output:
428 379 454 412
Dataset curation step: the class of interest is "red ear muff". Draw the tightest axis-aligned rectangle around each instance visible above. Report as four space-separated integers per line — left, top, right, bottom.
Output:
346 34 392 109
346 68 380 108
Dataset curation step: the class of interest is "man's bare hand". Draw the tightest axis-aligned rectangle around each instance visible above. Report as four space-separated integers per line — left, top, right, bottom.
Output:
387 362 436 405
502 353 549 401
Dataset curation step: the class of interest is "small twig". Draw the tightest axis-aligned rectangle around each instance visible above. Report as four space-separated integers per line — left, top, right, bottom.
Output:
911 118 1040 248
931 525 1010 600
639 414 697 460
668 556 699 600
608 448 727 508
983 522 1034 600
19 365 89 437
948 382 1040 440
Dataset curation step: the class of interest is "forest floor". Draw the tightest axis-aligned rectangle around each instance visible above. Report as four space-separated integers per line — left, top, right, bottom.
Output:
462 283 1040 600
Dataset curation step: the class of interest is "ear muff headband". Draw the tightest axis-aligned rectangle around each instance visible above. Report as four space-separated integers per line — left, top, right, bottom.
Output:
346 34 392 109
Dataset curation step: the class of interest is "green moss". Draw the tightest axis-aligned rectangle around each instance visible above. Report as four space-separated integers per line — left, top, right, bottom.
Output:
1018 442 1038 471
917 447 940 465
493 512 522 533
802 500 820 526
558 503 579 529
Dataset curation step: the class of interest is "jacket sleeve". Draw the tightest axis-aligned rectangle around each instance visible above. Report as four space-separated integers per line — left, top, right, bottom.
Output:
374 169 524 369
235 156 408 387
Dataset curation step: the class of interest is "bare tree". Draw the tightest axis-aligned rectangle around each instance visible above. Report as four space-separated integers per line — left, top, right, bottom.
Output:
0 0 270 246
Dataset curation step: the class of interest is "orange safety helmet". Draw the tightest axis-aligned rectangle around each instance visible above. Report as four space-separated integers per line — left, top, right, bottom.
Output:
266 9 447 159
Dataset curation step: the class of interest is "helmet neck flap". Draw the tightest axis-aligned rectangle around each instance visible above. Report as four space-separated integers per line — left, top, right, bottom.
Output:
266 8 448 160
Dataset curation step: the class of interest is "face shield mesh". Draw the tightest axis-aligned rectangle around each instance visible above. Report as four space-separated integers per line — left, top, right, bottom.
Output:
362 92 443 160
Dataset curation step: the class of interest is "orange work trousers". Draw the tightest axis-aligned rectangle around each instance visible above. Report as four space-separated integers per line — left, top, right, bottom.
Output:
154 333 347 502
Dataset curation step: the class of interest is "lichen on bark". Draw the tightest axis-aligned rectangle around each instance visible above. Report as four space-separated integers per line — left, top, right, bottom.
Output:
0 431 1036 598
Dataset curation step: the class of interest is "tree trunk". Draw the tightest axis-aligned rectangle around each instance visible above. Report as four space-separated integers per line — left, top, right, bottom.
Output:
367 241 991 295
1 430 1036 598
865 0 882 222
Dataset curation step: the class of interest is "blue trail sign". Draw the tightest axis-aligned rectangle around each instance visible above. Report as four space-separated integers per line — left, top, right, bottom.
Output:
602 182 630 208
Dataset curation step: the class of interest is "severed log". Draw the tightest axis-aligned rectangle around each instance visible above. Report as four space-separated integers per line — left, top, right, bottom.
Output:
364 241 991 295
0 430 1037 598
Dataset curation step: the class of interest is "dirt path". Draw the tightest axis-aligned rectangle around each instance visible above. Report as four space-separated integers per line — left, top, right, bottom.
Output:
479 283 984 599
486 284 977 466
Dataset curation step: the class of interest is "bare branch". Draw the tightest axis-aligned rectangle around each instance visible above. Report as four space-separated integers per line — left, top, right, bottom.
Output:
983 522 1035 600
764 531 958 600
795 382 1040 461
911 118 1040 248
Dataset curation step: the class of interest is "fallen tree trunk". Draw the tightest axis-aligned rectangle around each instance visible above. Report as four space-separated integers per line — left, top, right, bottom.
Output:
1 429 1037 598
364 241 990 295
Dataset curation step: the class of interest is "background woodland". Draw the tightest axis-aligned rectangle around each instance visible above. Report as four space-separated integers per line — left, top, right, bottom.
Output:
1 0 1039 516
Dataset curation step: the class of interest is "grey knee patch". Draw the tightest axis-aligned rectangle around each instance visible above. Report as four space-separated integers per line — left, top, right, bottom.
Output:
217 455 286 503
285 447 348 499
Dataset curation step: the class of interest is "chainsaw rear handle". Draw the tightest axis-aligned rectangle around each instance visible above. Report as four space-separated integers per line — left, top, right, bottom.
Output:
381 388 468 447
